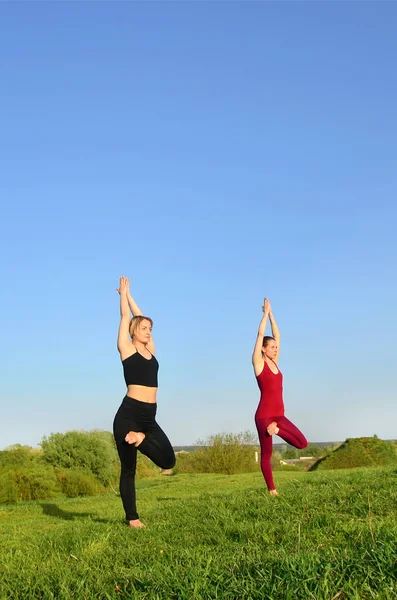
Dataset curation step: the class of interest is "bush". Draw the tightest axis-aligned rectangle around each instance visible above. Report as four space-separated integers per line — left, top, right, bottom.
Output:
177 432 259 475
0 445 42 468
41 430 119 487
55 469 105 498
135 454 161 478
271 450 282 469
0 466 60 503
282 447 299 459
0 470 19 503
174 451 196 474
281 443 327 460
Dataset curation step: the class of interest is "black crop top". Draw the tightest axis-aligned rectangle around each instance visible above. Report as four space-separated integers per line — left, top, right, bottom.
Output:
122 351 159 388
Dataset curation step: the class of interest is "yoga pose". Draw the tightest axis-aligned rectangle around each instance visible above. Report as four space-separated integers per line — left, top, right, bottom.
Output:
252 298 307 495
113 276 175 527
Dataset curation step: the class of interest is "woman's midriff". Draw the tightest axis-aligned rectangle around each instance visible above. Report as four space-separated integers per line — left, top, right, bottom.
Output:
126 385 157 404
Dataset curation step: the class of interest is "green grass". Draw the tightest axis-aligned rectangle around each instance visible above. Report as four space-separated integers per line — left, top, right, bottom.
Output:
1 467 396 599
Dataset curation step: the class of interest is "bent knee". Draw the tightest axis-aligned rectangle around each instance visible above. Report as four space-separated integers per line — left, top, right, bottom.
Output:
167 456 176 470
299 438 308 450
161 454 176 470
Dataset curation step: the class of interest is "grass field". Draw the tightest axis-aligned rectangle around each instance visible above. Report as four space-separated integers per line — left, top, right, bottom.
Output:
1 467 396 600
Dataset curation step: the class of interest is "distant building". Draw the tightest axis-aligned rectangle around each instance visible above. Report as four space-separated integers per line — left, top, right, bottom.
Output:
280 457 314 465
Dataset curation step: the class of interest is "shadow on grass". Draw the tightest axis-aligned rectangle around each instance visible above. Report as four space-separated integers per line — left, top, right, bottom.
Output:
156 497 179 502
308 457 326 471
40 503 118 524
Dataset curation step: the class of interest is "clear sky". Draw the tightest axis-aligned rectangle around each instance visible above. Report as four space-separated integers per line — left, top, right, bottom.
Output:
1 2 396 450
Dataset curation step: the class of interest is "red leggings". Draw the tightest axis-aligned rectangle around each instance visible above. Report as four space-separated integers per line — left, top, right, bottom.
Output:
255 415 308 490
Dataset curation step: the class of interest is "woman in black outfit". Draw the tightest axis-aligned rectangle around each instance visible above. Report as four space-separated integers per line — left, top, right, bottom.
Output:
113 276 175 528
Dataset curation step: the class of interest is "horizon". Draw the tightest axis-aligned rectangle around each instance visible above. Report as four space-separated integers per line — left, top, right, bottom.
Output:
3 435 396 454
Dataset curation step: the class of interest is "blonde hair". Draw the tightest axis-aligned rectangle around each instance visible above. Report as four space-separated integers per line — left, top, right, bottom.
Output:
129 316 153 340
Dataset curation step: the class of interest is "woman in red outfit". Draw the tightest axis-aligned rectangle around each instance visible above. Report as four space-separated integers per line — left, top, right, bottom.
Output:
252 298 307 495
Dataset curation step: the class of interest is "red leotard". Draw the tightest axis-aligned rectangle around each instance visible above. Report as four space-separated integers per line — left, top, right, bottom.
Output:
255 360 285 419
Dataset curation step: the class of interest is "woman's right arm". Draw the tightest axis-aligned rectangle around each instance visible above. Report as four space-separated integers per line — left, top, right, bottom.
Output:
117 276 134 356
252 298 270 374
127 284 156 355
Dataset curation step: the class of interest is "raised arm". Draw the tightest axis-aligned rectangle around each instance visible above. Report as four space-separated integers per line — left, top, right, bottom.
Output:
252 298 270 374
128 283 156 354
126 291 143 317
268 303 280 363
117 276 134 356
116 276 156 355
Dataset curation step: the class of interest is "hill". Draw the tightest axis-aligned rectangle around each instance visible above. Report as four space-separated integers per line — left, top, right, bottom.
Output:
310 436 397 470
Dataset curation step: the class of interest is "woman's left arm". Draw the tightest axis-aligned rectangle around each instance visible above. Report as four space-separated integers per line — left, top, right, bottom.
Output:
127 291 143 317
268 301 280 362
127 283 156 355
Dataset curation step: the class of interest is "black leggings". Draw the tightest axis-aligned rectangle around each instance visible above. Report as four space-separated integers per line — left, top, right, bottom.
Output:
113 396 175 521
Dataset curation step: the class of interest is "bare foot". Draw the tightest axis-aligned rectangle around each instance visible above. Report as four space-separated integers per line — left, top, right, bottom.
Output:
128 519 146 528
267 422 279 436
125 431 146 447
269 489 279 497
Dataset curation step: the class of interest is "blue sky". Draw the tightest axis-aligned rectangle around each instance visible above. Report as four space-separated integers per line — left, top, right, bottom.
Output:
1 2 396 449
